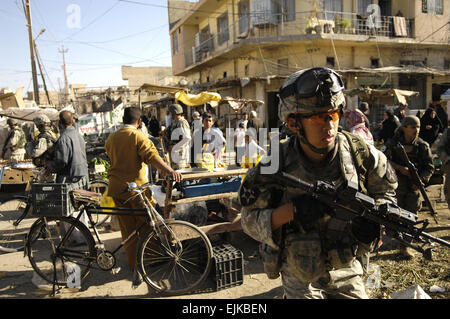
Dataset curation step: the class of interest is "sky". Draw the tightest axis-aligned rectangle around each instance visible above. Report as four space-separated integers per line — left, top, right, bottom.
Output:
0 0 177 94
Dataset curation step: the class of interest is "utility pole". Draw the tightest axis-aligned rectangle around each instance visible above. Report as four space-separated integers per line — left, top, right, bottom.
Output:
24 0 40 105
33 29 51 105
59 46 69 105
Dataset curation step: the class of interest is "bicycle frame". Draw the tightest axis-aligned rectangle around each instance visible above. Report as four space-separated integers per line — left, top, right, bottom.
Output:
28 181 213 296
52 183 171 263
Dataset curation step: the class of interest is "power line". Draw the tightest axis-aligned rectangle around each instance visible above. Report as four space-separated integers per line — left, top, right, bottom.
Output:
39 23 167 45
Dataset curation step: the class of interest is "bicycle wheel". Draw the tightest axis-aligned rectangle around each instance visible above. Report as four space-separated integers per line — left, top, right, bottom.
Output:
137 220 213 295
27 216 96 286
0 197 33 253
89 179 110 226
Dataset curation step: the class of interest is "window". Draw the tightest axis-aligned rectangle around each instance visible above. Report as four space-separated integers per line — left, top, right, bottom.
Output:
321 0 342 20
444 59 450 70
223 71 227 78
357 0 372 14
217 12 229 45
282 0 296 22
238 0 250 34
326 57 335 67
322 0 342 13
172 32 178 55
244 64 249 76
370 58 379 68
422 0 443 14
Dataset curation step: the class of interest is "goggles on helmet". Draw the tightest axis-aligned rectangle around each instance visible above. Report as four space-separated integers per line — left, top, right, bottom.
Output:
279 67 345 116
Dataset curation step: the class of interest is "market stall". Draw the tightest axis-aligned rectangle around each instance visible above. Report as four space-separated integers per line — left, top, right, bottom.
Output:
162 167 247 236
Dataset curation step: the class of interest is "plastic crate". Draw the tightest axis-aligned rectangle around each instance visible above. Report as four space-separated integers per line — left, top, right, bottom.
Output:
210 243 244 291
31 183 74 217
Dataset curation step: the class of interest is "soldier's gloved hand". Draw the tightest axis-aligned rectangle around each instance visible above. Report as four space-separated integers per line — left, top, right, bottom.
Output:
292 195 328 232
351 216 381 244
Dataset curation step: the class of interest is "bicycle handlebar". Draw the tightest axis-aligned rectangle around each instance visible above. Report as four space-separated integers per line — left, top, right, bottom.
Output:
120 181 152 196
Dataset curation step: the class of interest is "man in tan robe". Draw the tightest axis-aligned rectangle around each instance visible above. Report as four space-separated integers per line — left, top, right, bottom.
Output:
105 107 182 287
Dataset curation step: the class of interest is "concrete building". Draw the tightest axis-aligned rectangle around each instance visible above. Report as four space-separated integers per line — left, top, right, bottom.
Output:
168 0 450 128
122 66 176 103
26 90 59 106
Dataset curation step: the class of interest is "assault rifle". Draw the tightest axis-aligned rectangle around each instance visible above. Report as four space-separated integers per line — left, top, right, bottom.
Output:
269 172 450 260
396 143 438 223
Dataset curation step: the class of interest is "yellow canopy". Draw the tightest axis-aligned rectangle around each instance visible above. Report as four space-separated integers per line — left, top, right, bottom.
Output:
175 90 221 106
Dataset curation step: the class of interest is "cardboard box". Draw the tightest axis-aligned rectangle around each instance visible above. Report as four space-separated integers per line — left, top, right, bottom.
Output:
21 169 36 182
1 168 23 184
0 168 35 184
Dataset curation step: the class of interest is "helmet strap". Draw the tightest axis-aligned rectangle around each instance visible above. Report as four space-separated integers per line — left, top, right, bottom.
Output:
298 133 330 155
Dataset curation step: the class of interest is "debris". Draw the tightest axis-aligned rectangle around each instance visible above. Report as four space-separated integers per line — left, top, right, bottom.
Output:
390 285 432 299
429 285 446 293
365 264 381 289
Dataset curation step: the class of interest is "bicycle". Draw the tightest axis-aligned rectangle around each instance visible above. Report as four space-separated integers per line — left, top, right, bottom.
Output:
0 166 45 253
25 181 213 296
0 167 109 253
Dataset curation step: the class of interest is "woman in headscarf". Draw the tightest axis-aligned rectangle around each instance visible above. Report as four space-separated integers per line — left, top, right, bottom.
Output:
378 109 399 144
346 109 374 145
419 107 443 146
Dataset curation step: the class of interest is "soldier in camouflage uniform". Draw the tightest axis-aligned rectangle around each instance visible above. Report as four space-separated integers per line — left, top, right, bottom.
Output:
26 115 58 182
240 67 398 299
384 115 434 257
28 115 58 166
165 104 191 170
2 118 26 163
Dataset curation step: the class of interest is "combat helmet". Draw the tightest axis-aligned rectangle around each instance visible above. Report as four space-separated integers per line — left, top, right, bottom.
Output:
278 67 346 121
278 67 346 154
168 103 184 115
6 118 17 126
33 114 51 127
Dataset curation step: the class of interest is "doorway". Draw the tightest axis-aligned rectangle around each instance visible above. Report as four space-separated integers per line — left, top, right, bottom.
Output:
378 0 392 16
267 92 280 129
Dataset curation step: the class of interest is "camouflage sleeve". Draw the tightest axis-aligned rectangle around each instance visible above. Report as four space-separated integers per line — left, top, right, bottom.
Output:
239 166 282 249
366 144 398 205
241 207 279 249
5 131 17 149
30 137 48 158
418 142 434 184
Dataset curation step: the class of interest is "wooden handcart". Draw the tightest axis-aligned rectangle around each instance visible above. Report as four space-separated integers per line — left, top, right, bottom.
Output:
163 168 247 236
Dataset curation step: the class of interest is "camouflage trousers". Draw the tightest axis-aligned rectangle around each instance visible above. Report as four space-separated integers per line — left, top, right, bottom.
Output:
281 259 368 299
397 185 421 214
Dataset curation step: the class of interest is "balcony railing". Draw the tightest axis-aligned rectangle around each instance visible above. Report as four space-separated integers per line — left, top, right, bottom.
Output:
184 11 414 68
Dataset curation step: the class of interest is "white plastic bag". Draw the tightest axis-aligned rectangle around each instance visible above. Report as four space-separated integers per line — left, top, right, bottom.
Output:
390 285 432 299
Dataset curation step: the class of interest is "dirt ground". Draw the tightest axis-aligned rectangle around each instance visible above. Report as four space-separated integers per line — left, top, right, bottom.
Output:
0 184 448 300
